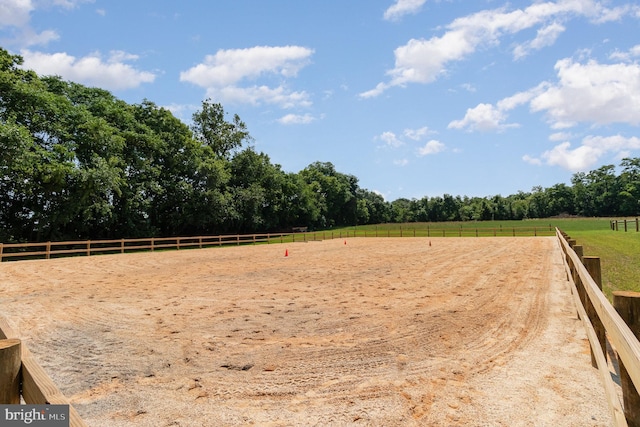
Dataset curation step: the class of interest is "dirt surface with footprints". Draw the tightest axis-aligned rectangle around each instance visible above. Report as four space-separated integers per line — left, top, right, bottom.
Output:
0 237 612 426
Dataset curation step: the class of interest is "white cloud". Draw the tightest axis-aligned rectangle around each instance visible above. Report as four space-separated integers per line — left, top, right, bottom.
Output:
609 44 640 61
522 154 542 166
0 0 59 46
20 49 156 90
180 46 313 87
362 0 636 97
496 86 543 111
530 58 640 128
452 56 640 132
379 131 404 148
0 0 33 27
528 134 640 172
180 45 314 108
378 126 433 149
591 3 640 24
206 85 311 109
540 141 603 171
417 139 445 156
448 84 544 131
18 27 59 46
549 131 574 142
383 0 427 21
460 83 476 93
359 82 391 99
448 103 517 132
394 158 409 166
0 0 92 46
513 21 565 60
404 126 432 140
277 113 317 125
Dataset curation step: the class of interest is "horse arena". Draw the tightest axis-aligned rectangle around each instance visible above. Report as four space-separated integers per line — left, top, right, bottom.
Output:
0 237 612 426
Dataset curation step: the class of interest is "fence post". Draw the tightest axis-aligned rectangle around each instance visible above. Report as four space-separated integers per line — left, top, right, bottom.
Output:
583 256 606 368
151 238 155 252
625 220 628 232
613 291 640 426
636 217 639 232
121 238 125 253
199 237 203 249
1 243 4 262
0 338 21 404
46 241 51 259
87 240 91 256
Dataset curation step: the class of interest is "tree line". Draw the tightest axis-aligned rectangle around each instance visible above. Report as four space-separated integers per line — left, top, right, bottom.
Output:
1 48 639 243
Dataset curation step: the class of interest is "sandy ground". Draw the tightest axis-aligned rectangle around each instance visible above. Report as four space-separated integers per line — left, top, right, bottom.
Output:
0 237 613 426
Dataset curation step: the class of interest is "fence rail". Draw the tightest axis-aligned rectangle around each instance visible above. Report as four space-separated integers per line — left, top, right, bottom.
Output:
611 218 640 232
557 228 640 426
0 226 555 263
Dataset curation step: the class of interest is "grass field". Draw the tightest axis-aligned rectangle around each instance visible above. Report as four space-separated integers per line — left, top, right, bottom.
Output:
548 218 640 298
333 218 640 299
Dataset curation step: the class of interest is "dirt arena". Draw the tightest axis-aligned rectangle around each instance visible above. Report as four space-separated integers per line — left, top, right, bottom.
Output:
0 237 613 426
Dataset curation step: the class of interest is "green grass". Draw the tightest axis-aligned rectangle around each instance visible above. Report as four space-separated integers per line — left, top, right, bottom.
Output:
332 218 640 299
547 218 640 298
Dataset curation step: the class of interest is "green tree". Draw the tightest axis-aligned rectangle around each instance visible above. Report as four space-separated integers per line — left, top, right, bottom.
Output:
300 162 359 227
618 157 640 216
545 183 575 217
191 99 252 159
391 198 413 223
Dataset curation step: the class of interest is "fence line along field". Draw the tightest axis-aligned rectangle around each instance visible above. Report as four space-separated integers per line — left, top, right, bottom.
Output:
0 237 612 426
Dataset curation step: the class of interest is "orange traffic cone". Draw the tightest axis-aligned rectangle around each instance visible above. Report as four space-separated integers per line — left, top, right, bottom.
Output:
344 240 347 245
285 249 289 257
429 240 432 247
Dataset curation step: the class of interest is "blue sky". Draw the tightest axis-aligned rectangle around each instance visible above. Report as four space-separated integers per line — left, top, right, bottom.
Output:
2 0 640 200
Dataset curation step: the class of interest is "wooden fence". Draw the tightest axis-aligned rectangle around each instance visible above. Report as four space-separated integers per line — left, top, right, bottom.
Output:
557 228 640 426
611 218 640 232
0 316 86 426
0 225 554 263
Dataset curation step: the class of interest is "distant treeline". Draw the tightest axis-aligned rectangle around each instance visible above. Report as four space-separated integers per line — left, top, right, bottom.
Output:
1 48 639 243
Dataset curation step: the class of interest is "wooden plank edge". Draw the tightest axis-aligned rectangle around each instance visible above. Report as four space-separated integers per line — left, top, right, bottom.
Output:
558 243 628 426
0 315 18 340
